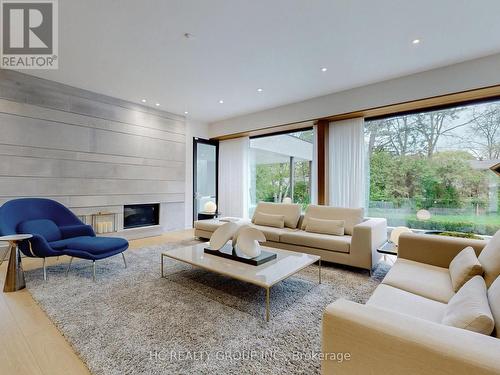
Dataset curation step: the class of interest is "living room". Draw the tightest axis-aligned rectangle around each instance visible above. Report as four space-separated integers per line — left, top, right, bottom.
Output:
0 1 499 374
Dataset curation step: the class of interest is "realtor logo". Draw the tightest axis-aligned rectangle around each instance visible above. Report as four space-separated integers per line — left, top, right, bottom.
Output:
1 0 58 69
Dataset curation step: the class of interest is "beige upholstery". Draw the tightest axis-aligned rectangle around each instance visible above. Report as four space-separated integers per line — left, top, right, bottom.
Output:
382 258 454 303
280 231 351 253
449 246 484 291
194 212 387 272
398 232 486 268
301 205 363 235
248 224 288 242
367 284 446 323
305 218 344 236
322 299 500 375
252 202 301 229
488 276 500 338
194 219 227 232
478 229 500 287
442 276 495 335
322 232 500 375
252 212 285 228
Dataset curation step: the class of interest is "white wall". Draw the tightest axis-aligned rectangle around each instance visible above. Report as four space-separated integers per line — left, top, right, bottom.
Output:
209 53 500 137
184 119 210 228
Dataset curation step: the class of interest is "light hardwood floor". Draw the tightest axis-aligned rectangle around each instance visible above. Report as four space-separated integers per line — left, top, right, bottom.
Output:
0 229 195 375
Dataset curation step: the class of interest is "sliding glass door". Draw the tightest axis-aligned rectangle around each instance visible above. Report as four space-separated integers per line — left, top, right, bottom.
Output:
193 138 218 222
249 129 314 216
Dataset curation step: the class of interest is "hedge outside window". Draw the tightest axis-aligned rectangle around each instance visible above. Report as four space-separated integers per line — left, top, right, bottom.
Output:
365 100 500 236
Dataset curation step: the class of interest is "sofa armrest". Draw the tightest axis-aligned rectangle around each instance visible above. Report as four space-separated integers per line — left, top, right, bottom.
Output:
18 234 57 258
350 218 387 270
322 299 500 375
398 232 486 268
59 224 96 239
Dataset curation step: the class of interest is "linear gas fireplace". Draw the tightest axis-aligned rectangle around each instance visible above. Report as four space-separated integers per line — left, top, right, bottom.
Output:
124 203 160 229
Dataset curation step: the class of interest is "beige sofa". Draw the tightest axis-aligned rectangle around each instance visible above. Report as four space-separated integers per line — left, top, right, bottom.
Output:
322 232 500 375
194 202 387 273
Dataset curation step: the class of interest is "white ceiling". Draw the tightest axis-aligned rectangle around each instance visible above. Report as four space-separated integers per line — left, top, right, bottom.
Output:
27 0 500 123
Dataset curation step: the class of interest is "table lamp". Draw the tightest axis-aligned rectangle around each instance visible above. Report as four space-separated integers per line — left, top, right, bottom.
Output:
204 201 217 214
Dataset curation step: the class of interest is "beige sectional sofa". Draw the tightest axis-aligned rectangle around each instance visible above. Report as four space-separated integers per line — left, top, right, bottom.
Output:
322 231 500 375
194 202 387 273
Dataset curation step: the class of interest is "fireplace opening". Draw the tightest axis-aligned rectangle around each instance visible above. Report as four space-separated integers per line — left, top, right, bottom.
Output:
124 203 160 229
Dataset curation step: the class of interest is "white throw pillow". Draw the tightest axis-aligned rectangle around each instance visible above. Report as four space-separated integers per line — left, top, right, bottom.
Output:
252 212 285 228
478 229 500 287
449 246 483 292
305 217 345 236
252 202 301 228
487 276 500 338
301 205 363 235
442 276 494 335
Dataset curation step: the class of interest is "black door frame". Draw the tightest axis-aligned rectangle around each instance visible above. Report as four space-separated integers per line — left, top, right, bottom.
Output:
193 137 219 223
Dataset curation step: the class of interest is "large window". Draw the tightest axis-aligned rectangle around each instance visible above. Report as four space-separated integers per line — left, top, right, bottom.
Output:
365 100 500 235
249 129 314 216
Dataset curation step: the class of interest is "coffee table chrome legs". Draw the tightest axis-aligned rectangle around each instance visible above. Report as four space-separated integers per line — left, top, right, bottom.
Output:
4 241 26 292
162 252 322 322
161 253 164 278
265 287 270 322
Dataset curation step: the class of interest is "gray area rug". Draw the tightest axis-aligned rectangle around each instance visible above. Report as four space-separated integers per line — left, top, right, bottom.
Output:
25 240 390 375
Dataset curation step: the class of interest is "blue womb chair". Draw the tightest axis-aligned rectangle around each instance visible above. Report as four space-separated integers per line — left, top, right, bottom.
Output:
0 198 129 281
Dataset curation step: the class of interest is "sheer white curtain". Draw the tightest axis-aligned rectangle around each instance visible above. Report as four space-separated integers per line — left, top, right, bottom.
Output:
311 124 318 205
218 137 249 218
328 117 365 208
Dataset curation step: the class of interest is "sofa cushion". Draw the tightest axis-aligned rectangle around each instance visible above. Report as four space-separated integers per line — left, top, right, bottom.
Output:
65 236 128 255
252 202 301 229
18 219 62 242
488 276 500 338
367 284 446 323
252 212 285 228
194 219 230 232
301 205 363 235
48 238 75 250
449 246 484 292
478 229 500 287
442 276 494 335
248 224 288 242
280 231 351 253
305 217 344 236
382 258 454 303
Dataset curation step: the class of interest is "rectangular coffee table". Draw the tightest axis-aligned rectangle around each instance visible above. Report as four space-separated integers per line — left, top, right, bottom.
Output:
161 242 321 321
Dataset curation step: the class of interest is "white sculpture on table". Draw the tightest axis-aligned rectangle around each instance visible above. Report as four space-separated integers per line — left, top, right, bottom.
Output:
235 226 266 258
209 222 239 250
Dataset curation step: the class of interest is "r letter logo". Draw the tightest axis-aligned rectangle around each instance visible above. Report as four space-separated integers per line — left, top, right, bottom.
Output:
1 0 58 69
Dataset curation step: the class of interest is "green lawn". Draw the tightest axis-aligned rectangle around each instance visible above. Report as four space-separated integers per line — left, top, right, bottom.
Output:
367 208 500 236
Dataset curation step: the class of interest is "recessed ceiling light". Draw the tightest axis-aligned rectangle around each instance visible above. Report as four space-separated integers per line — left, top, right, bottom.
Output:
184 111 189 115
155 103 160 107
141 99 146 103
412 39 421 45
219 100 224 104
257 88 263 92
321 67 328 72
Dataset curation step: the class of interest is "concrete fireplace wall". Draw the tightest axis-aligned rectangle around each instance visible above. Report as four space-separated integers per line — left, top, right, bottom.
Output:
0 70 186 236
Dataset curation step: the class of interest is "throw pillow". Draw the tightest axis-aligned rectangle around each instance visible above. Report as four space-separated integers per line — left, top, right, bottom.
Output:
449 246 483 292
305 217 345 236
252 212 285 228
478 229 500 287
442 276 494 335
487 275 500 338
